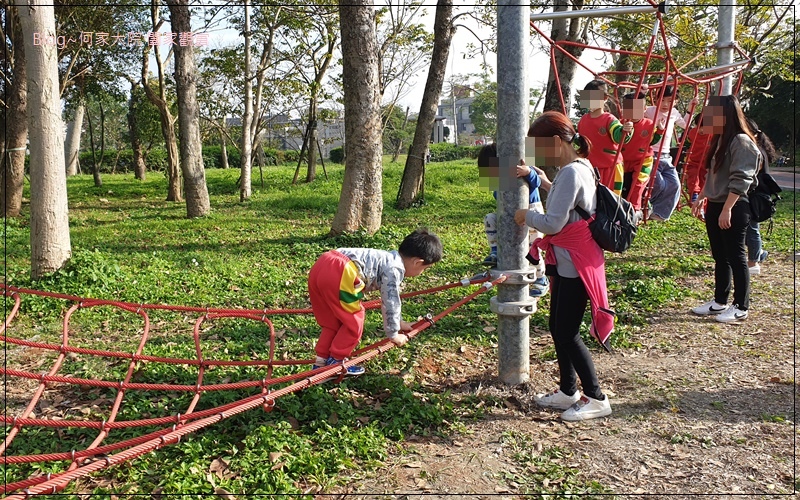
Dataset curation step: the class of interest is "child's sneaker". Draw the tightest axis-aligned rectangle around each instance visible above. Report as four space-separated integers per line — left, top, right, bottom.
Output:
561 395 612 421
529 276 549 297
482 253 498 267
534 389 580 410
748 263 761 275
715 305 748 323
325 357 365 376
759 250 769 262
691 300 727 316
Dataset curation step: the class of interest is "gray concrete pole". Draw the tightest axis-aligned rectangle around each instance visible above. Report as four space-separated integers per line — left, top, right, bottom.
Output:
496 0 531 385
717 1 736 95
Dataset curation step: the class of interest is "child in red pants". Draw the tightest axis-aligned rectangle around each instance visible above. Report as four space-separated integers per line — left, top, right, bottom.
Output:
308 228 443 375
620 92 664 213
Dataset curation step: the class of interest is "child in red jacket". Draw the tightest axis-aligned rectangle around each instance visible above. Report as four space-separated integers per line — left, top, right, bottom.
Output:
682 113 713 203
577 80 633 194
620 92 664 213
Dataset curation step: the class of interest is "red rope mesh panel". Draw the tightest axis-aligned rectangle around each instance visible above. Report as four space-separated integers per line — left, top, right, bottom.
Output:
1 275 504 497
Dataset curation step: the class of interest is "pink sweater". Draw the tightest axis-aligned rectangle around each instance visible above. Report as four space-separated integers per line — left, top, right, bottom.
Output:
532 219 615 350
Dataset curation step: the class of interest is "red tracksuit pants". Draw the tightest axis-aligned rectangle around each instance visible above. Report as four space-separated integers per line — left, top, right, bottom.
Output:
309 250 366 360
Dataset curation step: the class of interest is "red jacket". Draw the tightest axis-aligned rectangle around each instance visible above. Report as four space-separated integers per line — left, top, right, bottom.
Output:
532 219 615 350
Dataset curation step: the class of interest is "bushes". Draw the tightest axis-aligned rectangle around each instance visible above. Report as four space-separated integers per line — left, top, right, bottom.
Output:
329 147 344 163
428 143 482 162
74 146 304 173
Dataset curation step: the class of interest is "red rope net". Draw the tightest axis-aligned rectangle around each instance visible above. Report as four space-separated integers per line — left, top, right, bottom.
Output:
530 7 751 218
1 274 504 498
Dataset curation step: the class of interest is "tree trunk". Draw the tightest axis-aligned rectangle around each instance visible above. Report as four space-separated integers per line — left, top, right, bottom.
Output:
240 0 253 201
542 0 586 114
306 121 318 182
128 83 147 180
332 0 383 234
541 0 585 202
142 0 181 202
86 105 103 187
1 7 27 218
64 99 84 176
167 0 211 218
396 0 454 209
19 1 72 278
391 106 411 163
221 134 229 169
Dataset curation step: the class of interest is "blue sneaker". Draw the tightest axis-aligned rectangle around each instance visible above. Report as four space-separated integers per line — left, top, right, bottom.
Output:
325 357 365 376
530 276 549 297
482 253 498 267
759 250 769 262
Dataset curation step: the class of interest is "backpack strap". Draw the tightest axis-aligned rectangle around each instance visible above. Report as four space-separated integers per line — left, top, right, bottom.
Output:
573 158 599 221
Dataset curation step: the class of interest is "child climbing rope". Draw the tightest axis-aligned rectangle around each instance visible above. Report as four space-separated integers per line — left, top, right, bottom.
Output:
620 91 664 216
308 228 443 375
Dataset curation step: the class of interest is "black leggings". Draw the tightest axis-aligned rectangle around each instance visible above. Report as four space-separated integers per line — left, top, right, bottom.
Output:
549 275 603 400
705 200 750 310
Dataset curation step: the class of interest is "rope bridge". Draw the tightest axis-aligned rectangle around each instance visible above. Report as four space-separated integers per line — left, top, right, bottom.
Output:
1 274 504 498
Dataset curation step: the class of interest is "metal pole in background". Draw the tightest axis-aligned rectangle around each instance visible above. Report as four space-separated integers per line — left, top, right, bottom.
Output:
717 1 736 95
495 0 531 385
529 2 665 21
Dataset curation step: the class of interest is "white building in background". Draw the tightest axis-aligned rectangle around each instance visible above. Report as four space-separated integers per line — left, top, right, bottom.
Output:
436 93 479 145
226 114 344 159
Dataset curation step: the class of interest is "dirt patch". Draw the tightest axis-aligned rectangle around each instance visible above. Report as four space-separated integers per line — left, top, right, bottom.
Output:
335 252 797 497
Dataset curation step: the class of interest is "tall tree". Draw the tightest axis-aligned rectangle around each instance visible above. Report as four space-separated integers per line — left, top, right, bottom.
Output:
64 97 84 176
1 6 27 218
141 0 181 201
331 0 383 234
542 0 587 113
396 0 455 209
19 1 71 278
166 0 211 218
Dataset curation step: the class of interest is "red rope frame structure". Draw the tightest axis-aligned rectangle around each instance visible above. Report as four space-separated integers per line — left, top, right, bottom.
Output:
1 274 505 498
530 6 752 220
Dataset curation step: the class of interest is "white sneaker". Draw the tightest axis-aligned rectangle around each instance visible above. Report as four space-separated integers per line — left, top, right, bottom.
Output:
691 300 727 316
561 395 612 422
715 305 748 323
534 389 580 410
749 264 761 275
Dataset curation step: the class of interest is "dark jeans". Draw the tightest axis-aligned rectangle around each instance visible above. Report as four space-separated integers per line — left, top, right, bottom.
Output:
705 200 751 310
549 275 603 400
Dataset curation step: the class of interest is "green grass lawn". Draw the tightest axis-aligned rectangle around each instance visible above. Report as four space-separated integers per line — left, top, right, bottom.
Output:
2 160 795 495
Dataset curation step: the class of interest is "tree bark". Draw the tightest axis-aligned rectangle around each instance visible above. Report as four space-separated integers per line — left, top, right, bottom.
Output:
542 0 586 114
1 7 27 218
64 99 84 176
240 0 253 201
391 106 411 163
167 0 211 218
541 0 585 202
331 0 383 234
128 82 147 180
19 1 72 278
396 0 454 209
142 0 181 201
221 133 229 169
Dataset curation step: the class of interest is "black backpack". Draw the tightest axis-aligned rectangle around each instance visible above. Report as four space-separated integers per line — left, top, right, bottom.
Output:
748 167 782 223
576 164 638 253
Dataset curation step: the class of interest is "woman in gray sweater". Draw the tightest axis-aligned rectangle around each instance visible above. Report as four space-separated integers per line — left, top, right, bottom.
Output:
690 95 760 323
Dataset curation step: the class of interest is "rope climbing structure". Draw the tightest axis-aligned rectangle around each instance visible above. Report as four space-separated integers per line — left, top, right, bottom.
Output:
529 0 752 218
1 274 504 498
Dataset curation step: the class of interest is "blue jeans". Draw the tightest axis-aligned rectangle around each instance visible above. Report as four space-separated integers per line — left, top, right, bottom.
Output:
649 154 681 220
745 219 764 262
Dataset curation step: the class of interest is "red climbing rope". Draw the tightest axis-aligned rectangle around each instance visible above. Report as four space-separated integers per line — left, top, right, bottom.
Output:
0 273 505 497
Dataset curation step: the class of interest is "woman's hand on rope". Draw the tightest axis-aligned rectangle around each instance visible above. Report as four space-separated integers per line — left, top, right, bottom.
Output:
390 333 409 346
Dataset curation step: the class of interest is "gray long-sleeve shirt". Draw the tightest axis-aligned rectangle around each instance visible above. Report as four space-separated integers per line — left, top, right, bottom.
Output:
701 134 760 203
337 248 405 338
525 158 597 278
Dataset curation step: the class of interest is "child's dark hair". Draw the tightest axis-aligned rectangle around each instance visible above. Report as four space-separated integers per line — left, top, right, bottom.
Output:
623 91 647 100
528 111 591 158
584 79 608 91
399 228 443 265
661 85 675 97
477 143 497 168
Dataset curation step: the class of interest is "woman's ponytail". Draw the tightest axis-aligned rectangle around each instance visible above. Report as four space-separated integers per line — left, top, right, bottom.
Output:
571 132 591 158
